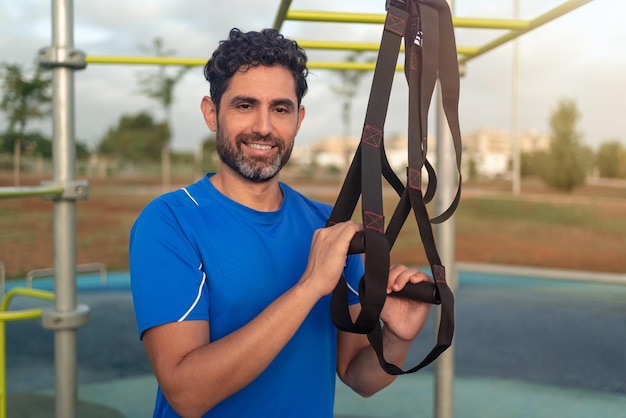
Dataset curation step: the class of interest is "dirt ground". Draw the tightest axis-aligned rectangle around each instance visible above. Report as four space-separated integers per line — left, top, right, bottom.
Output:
1 173 625 279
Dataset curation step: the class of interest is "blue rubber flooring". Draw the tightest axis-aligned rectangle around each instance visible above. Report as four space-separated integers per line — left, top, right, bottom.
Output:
4 270 626 417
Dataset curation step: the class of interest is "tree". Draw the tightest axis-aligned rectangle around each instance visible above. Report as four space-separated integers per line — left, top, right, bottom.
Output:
595 140 626 179
330 52 375 171
136 38 191 188
520 150 546 178
539 98 588 192
97 111 169 162
1 131 51 156
0 131 89 164
200 134 218 172
0 62 52 185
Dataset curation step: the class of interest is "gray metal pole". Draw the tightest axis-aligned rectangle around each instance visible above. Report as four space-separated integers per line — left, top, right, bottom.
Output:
512 0 521 195
51 1 79 417
434 1 457 418
433 91 458 418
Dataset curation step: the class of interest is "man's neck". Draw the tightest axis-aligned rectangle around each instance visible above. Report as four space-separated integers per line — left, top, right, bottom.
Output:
210 168 283 212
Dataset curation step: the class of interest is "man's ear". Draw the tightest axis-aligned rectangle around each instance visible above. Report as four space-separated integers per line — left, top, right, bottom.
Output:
296 105 306 134
200 96 217 132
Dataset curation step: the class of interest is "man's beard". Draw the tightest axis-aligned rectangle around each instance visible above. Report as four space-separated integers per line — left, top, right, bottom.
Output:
215 127 293 183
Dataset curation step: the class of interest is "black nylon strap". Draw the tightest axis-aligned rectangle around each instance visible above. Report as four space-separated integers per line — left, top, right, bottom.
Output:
329 5 408 335
327 0 462 375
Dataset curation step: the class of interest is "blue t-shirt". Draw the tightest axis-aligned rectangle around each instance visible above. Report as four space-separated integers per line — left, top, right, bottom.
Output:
129 174 363 418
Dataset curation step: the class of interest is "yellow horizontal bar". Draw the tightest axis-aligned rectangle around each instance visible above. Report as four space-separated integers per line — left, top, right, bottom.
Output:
297 40 393 52
0 185 63 199
88 1 592 72
87 44 475 72
86 56 205 66
286 10 386 24
1 287 54 312
300 40 475 56
0 308 44 322
286 10 531 30
308 61 403 71
454 17 530 30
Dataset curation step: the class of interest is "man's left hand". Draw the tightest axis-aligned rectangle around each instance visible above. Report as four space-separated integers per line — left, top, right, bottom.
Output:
379 265 432 342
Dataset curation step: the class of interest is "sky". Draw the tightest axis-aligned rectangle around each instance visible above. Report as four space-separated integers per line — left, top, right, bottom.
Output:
0 0 624 152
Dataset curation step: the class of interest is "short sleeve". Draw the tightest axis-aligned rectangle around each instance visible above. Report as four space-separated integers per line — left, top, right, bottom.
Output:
129 197 209 339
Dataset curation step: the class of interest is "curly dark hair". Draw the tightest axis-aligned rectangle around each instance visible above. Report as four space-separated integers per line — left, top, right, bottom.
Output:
204 28 309 113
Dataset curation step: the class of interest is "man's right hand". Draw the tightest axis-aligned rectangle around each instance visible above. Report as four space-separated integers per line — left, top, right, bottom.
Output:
299 220 364 299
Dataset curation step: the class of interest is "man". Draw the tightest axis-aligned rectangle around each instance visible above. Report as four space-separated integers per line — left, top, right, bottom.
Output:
130 28 432 418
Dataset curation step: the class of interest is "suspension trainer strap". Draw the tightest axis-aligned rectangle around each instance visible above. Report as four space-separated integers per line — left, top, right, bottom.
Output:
327 0 462 375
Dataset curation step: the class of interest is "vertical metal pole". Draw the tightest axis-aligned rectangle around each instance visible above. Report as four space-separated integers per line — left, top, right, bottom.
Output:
433 92 458 418
434 1 457 418
51 0 78 417
512 0 521 195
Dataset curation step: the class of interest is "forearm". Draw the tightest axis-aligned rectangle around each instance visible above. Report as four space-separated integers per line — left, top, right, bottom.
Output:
340 325 413 397
153 280 320 416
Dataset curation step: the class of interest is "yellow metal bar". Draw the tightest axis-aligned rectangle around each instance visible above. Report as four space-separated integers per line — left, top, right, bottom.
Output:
286 10 386 24
0 185 64 199
86 0 593 71
0 287 54 418
0 308 46 321
85 55 205 66
308 61 403 72
0 287 54 314
459 0 594 64
86 46 477 72
458 46 480 56
1 320 7 418
286 10 532 30
272 0 294 30
298 40 392 52
299 40 475 56
453 17 530 30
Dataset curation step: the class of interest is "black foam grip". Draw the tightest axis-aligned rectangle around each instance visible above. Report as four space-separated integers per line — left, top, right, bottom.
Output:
390 281 440 304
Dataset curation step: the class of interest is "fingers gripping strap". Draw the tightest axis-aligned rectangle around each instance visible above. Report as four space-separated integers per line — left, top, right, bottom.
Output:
328 0 461 375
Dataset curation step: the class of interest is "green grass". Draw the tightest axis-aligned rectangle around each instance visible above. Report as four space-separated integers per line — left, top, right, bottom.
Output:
457 198 625 232
2 174 625 278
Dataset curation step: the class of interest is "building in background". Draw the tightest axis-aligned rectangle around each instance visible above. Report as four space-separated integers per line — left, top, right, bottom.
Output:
293 128 550 180
462 128 550 179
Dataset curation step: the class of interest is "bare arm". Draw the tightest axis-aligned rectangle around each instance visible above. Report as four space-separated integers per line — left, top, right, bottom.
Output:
142 220 363 417
337 265 432 397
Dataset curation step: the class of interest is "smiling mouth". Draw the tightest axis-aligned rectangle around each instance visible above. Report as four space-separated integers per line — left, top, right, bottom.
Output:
247 143 274 151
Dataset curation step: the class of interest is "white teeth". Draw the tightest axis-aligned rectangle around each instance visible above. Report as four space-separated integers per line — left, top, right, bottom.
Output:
248 143 272 150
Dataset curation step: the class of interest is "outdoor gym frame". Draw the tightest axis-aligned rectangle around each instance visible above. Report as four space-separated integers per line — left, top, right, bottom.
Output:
0 1 598 418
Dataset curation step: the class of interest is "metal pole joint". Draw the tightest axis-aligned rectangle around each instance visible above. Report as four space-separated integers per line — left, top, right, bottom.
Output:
40 180 89 200
42 304 90 330
38 46 87 70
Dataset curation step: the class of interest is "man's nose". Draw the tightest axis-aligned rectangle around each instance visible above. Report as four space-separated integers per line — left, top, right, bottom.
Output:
252 110 272 136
